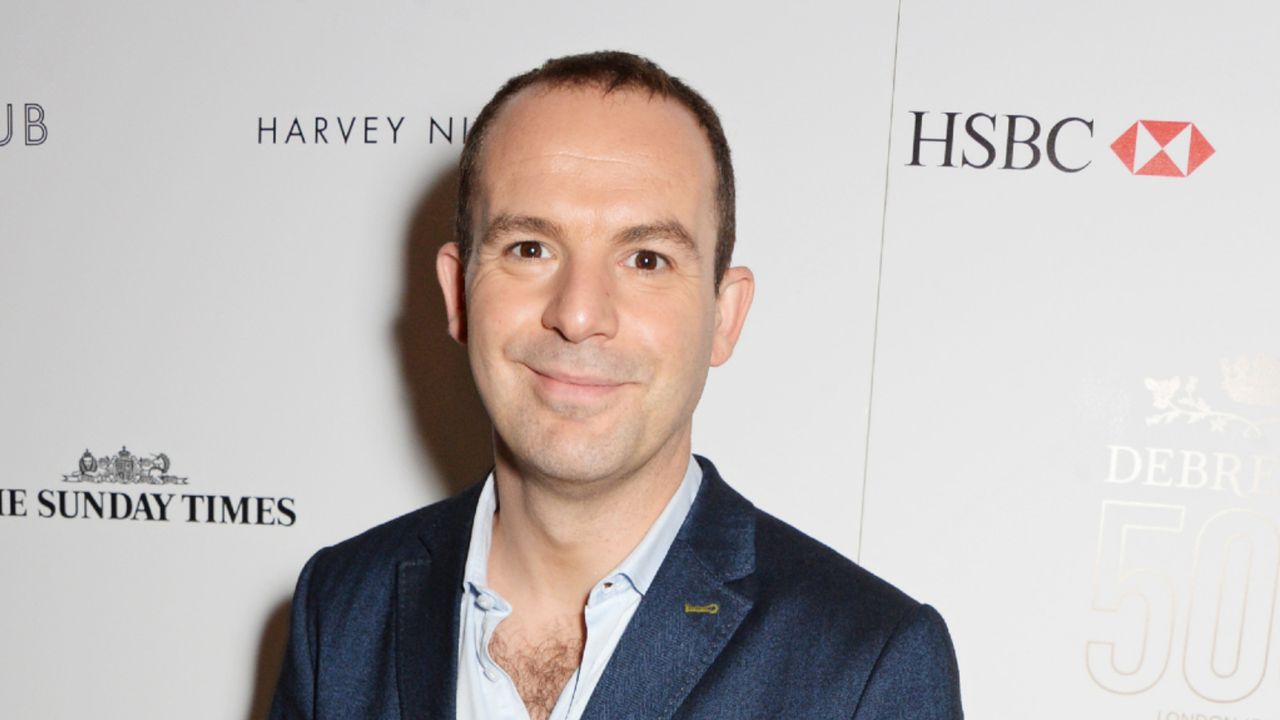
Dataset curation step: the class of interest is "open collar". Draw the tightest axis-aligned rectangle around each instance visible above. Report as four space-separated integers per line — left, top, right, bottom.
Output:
392 456 757 720
580 456 758 719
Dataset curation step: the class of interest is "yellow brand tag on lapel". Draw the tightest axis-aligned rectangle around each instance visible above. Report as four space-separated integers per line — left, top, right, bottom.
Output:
683 602 720 615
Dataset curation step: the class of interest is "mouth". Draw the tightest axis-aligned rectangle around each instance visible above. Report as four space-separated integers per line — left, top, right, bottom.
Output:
525 364 630 402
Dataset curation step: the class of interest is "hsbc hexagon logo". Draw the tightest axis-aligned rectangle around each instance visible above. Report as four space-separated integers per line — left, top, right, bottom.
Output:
906 112 1217 178
1111 120 1214 177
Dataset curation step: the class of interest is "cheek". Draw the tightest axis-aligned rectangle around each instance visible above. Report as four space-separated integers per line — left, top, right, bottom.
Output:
465 281 535 386
630 292 717 384
468 272 543 339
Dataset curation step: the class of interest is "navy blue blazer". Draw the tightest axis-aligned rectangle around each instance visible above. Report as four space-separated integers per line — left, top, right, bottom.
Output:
270 457 963 719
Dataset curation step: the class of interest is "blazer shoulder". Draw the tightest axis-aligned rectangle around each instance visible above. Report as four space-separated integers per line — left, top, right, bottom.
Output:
305 482 481 599
690 457 923 633
751 508 921 632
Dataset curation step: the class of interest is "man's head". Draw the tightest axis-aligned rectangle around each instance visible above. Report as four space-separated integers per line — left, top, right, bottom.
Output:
437 51 753 488
455 51 737 288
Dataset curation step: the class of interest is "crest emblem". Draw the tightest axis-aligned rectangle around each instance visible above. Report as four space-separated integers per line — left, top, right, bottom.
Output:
63 446 188 485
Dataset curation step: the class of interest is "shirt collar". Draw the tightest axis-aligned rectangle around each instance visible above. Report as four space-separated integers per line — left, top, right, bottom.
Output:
461 475 498 590
610 456 701 595
461 456 703 598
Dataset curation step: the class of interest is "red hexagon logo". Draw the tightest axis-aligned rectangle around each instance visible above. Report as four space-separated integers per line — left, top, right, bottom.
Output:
1111 120 1214 177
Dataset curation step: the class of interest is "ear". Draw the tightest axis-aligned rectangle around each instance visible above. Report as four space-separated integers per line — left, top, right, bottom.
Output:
436 242 467 344
710 265 755 367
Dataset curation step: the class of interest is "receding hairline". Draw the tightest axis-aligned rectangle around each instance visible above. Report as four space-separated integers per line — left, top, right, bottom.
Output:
466 82 720 249
470 80 718 184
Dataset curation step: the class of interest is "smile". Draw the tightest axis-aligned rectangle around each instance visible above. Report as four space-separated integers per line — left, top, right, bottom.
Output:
526 365 629 402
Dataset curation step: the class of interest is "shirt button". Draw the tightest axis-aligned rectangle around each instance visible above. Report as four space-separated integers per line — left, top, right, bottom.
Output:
476 594 495 611
483 668 497 682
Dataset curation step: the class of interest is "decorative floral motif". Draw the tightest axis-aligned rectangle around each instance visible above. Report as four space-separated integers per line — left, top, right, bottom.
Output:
1144 365 1279 439
1145 377 1182 410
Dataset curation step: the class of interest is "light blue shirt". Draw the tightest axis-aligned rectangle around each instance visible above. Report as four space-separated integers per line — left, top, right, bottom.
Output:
455 457 702 720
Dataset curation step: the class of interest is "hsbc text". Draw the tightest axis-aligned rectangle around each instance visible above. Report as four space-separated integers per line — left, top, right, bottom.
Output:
906 111 1093 172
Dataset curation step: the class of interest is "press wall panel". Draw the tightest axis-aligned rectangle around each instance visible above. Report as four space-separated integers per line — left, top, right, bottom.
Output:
0 2 895 716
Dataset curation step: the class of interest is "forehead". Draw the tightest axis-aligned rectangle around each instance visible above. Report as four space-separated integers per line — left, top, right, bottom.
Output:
475 85 717 224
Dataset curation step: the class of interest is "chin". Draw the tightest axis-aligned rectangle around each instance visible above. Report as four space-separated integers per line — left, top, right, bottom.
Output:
501 418 641 485
531 437 632 485
525 454 618 486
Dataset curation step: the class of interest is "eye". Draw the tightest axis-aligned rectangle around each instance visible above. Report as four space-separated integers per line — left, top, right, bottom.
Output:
626 250 669 271
507 241 548 260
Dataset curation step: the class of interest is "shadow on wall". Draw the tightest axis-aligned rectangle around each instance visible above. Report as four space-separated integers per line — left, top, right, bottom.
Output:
245 166 492 719
396 164 493 497
246 599 291 719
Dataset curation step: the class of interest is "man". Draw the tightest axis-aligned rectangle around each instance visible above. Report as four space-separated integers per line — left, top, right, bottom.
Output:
270 51 962 719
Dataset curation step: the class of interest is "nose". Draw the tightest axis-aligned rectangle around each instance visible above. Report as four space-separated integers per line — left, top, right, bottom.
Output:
541 256 618 343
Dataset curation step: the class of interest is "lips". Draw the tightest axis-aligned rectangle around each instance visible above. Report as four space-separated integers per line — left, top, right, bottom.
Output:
533 366 624 386
526 364 630 402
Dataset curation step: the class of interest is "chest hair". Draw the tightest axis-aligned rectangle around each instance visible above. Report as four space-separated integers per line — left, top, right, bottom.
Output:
489 623 585 720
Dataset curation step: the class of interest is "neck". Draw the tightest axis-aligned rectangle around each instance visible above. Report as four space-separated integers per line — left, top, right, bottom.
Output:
486 436 691 610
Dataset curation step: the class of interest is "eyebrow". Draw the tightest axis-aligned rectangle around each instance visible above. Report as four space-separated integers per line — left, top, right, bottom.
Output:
615 221 698 256
482 214 566 247
481 214 698 256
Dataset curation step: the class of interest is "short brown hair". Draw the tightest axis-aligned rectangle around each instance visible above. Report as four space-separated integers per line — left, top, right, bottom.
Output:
455 50 736 287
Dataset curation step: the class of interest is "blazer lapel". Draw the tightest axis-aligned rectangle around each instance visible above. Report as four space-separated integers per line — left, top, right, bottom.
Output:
582 459 758 719
396 484 483 720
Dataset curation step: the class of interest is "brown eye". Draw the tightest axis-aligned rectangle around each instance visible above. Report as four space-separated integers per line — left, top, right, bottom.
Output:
511 241 545 259
628 250 667 271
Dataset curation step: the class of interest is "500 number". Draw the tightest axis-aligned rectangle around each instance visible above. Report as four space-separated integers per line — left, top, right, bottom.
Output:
1086 502 1280 702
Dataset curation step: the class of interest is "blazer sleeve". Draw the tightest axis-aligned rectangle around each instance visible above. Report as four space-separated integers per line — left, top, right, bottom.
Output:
852 603 963 720
269 551 324 720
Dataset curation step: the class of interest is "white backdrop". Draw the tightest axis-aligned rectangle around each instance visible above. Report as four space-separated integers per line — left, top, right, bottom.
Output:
2 1 1276 718
862 1 1280 718
1 1 894 718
